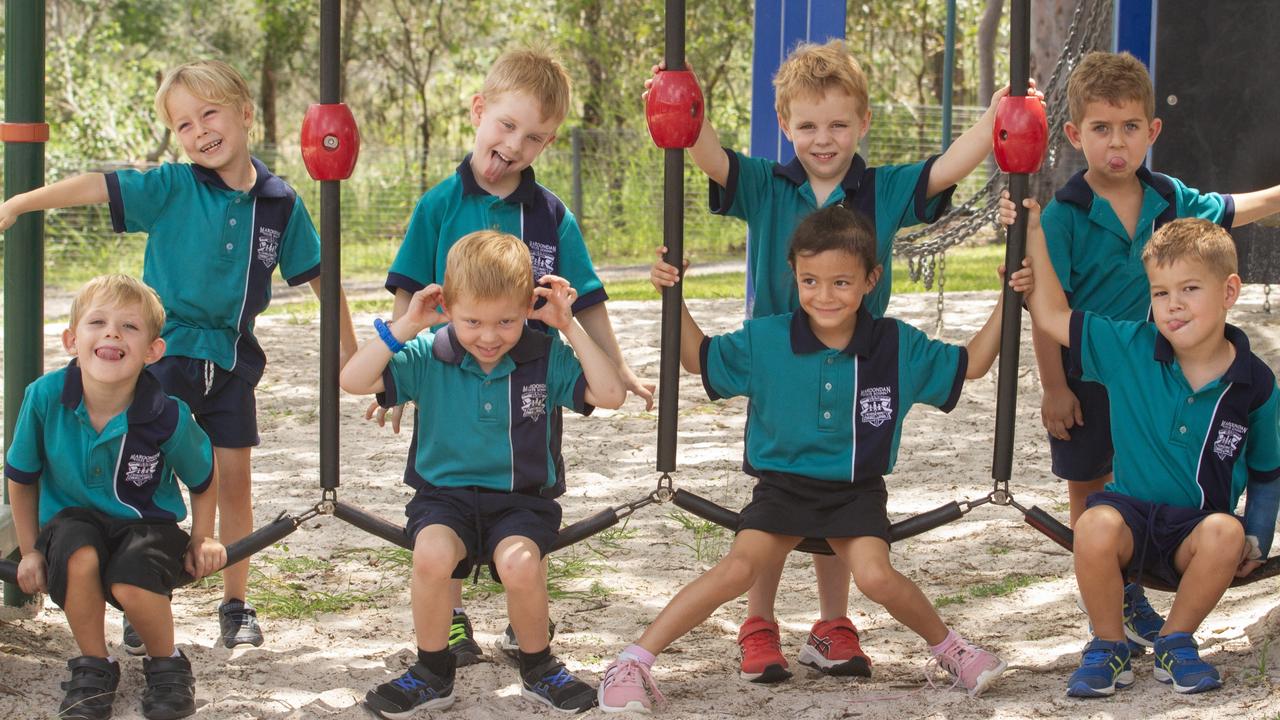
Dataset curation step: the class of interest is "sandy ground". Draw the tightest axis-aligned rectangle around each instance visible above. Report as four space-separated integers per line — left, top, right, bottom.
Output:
3 287 1280 719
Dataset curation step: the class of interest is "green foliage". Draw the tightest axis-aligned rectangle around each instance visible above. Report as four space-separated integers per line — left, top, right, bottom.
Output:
666 511 728 564
933 572 1043 608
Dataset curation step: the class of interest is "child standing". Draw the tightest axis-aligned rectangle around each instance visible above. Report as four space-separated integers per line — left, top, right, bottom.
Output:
6 275 225 720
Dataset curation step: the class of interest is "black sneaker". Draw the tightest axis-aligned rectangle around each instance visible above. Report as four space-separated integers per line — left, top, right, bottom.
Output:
218 599 264 648
59 656 120 720
141 651 196 720
448 611 484 666
121 617 146 657
498 619 557 663
519 655 596 713
364 663 455 718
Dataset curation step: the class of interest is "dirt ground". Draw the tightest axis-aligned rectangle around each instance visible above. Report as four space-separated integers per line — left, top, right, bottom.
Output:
3 287 1280 719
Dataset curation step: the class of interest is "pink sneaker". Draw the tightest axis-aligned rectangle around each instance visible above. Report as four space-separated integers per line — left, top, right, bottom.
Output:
930 635 1006 696
598 658 665 713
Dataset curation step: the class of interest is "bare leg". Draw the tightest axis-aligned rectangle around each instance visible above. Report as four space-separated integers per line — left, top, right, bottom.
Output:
743 556 785 623
494 536 550 653
1163 514 1244 635
113 584 175 657
449 579 464 610
814 554 852 620
1068 474 1111 527
64 546 109 658
829 537 947 645
214 446 253 602
411 525 467 652
1073 505 1132 641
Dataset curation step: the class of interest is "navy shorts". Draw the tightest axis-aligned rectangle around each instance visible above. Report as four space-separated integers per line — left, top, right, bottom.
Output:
1085 491 1239 588
738 471 891 543
1048 373 1113 482
405 486 562 582
149 356 259 448
35 507 189 610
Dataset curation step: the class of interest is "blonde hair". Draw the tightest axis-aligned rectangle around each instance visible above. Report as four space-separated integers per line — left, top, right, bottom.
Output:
70 274 166 339
773 39 869 120
481 49 572 125
1142 218 1238 280
1067 51 1155 126
443 231 535 306
155 59 254 129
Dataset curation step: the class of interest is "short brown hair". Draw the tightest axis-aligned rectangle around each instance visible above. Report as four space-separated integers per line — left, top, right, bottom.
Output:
155 59 254 129
1142 218 1237 280
788 205 878 278
1067 51 1155 125
481 48 572 125
70 274 166 339
443 231 535 306
773 39 869 120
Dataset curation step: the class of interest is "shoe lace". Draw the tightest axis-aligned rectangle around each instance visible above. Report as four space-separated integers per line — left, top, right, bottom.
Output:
826 623 861 654
225 605 260 629
1163 643 1200 664
740 627 782 655
1080 647 1115 667
606 659 666 707
1128 593 1162 625
925 638 984 691
448 621 470 645
539 665 575 689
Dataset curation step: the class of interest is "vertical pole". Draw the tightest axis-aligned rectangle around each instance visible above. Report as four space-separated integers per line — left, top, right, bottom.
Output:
318 0 341 491
571 127 584 226
3 0 46 608
656 0 686 474
942 0 957 150
991 0 1031 486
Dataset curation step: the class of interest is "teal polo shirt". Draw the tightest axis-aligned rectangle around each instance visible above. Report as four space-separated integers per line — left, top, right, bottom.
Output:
386 156 606 333
4 362 214 526
1042 167 1234 322
710 150 956 319
1071 311 1280 510
106 157 322 386
377 325 589 494
700 308 967 482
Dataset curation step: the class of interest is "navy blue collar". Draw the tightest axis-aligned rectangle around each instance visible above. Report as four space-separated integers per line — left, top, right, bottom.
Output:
1054 166 1175 210
772 153 868 195
60 360 168 423
789 306 873 357
457 154 540 206
191 156 290 198
430 324 550 366
1153 323 1254 383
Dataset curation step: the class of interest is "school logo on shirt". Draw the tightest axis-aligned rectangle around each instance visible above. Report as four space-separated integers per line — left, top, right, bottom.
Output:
1212 421 1247 461
858 386 893 428
256 227 281 268
529 241 557 280
520 383 548 422
125 452 161 487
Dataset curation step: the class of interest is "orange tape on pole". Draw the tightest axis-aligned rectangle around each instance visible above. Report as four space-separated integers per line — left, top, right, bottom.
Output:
0 123 50 142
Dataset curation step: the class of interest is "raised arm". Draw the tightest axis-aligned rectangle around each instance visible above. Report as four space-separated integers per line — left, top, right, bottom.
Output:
928 83 1043 197
0 173 109 232
645 62 729 186
308 277 359 368
963 259 1033 378
998 194 1072 346
531 276 625 409
576 303 656 410
1230 183 1280 228
340 285 443 396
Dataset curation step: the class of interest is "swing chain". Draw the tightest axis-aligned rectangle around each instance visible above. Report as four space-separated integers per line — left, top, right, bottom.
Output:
653 473 675 503
293 505 323 525
1264 284 1271 314
317 488 337 515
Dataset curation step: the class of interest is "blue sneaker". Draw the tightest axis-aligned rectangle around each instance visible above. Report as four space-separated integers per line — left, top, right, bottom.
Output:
520 655 596 713
1066 639 1134 698
364 663 455 718
1123 584 1164 650
1153 633 1221 694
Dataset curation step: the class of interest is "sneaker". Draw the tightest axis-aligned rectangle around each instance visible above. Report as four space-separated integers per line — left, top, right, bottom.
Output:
498 619 557 663
1065 638 1134 697
218 599 264 648
1153 632 1221 694
364 662 455 718
1074 590 1147 657
930 635 1007 696
598 658 664 714
798 616 872 677
448 611 484 666
736 616 791 683
121 617 147 657
1123 583 1164 649
141 650 197 720
58 656 120 720
519 655 596 713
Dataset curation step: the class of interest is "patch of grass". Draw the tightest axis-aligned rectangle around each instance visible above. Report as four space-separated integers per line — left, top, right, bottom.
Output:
459 552 610 602
583 522 637 559
934 594 967 609
246 567 392 619
604 272 748 301
666 511 728 564
264 553 333 574
933 573 1044 609
987 545 1012 556
892 243 1007 295
1242 638 1273 686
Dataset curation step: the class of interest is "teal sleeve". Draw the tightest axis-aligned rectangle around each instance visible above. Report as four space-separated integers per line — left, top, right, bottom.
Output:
163 400 215 493
710 150 774 222
1073 312 1147 386
554 210 607 313
546 336 588 414
898 321 966 411
1040 200 1075 295
387 192 443 294
108 163 180 233
3 382 46 483
1246 383 1280 478
873 159 951 232
702 324 753 400
1171 176 1233 228
279 195 322 286
384 334 433 407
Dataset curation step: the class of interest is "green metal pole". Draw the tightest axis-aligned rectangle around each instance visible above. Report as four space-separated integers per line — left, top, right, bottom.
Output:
4 0 47 608
942 0 957 150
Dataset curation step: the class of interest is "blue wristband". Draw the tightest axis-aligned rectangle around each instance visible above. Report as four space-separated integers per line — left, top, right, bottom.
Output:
374 318 406 353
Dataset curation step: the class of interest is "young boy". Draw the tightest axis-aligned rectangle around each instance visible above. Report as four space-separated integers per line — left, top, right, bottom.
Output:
5 274 226 720
341 231 626 716
1029 51 1280 651
1013 197 1280 696
598 207 1030 712
376 47 652 666
0 60 358 650
648 39 1038 682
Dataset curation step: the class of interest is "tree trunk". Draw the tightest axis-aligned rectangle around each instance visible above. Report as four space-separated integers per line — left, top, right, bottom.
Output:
341 0 363 101
979 0 1003 178
419 92 431 194
260 48 279 160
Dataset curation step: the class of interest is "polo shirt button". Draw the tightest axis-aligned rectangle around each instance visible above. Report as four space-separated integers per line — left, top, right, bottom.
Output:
823 411 832 419
94 468 102 476
229 218 237 226
484 381 490 387
484 402 492 411
225 243 234 250
1179 426 1187 434
1187 397 1194 404
826 357 834 365
825 382 833 391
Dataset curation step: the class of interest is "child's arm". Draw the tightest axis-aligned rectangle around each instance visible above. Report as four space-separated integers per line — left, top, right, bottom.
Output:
362 289 415 432
531 276 626 409
1032 322 1083 440
340 285 444 395
648 247 707 373
0 173 109 232
645 63 730 187
927 83 1042 197
307 277 359 367
576 304 656 410
1230 184 1280 228
184 467 226 580
6 479 46 595
998 193 1073 346
962 260 1034 378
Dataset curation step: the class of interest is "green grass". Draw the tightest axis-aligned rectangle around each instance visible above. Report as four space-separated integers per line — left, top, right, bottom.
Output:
933 572 1044 609
666 511 728 564
460 552 611 602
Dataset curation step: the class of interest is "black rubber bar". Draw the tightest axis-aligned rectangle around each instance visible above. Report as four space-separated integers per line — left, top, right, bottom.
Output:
334 500 412 550
656 0 687 474
549 507 621 552
318 0 342 491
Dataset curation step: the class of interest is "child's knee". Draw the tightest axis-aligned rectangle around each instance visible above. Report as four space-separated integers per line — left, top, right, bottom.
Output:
1197 514 1245 553
111 583 161 609
1074 506 1127 548
851 563 896 602
412 541 462 582
495 553 542 591
66 545 101 576
712 552 759 595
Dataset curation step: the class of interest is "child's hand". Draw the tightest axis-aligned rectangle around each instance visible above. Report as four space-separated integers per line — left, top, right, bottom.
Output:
650 246 690 293
530 275 577 331
1041 386 1084 441
0 198 20 233
1237 537 1263 577
404 285 446 333
987 79 1046 114
643 61 701 102
621 366 657 411
185 536 227 580
1001 258 1034 295
363 399 407 433
16 550 47 595
996 191 1042 228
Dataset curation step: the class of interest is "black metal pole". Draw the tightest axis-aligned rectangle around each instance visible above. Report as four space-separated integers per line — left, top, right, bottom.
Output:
319 0 341 491
656 0 686 473
992 0 1031 485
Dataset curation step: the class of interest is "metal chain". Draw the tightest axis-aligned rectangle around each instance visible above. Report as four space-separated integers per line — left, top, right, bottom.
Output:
1265 284 1272 314
935 252 947 334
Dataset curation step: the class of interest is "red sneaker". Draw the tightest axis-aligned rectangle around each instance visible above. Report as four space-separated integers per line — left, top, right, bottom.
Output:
798 617 872 677
737 616 792 683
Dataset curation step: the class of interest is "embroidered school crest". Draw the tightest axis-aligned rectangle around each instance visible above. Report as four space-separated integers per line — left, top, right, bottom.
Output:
520 383 548 422
125 452 161 487
529 241 557 280
256 227 281 268
858 386 893 428
1213 421 1246 461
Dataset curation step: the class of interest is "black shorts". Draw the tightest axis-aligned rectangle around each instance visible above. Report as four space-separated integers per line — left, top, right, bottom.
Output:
1048 374 1113 482
1085 492 1239 588
149 356 259 448
36 507 189 610
738 471 891 543
405 486 562 582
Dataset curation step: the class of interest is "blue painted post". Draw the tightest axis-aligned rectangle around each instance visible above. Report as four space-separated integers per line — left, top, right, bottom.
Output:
1112 0 1154 65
